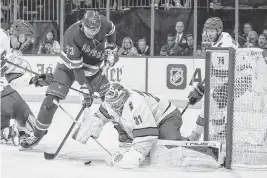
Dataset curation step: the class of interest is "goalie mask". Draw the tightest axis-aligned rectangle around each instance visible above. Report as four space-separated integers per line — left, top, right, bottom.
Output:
10 19 35 50
105 83 130 116
82 10 101 38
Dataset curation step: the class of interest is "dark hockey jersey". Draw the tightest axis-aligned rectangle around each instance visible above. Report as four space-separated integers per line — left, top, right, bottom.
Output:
60 15 116 69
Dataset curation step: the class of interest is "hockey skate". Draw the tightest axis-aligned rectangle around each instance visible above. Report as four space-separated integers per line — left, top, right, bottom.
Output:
20 135 42 149
0 120 20 146
20 130 47 149
10 120 20 146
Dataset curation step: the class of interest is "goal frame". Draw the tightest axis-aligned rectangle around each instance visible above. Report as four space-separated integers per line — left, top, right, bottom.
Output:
203 47 236 169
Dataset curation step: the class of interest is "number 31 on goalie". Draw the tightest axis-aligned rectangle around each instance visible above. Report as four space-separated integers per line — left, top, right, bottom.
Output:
211 52 229 70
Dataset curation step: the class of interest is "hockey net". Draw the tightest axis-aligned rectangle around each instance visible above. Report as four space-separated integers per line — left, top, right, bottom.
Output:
204 48 267 169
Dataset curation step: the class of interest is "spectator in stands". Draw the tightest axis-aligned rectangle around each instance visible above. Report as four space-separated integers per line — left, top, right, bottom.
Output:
244 42 255 48
118 37 139 56
38 30 60 55
242 23 253 42
232 28 245 47
244 31 258 48
258 34 267 50
160 33 175 56
185 34 194 56
174 21 187 49
137 38 150 56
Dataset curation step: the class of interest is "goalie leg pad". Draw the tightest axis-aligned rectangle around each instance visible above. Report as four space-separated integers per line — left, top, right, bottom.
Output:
72 108 104 144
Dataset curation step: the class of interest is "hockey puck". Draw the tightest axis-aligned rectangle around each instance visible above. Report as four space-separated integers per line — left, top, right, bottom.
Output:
84 161 92 165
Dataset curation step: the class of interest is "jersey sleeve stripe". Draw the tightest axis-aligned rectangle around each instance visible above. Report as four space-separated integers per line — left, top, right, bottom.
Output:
133 127 159 138
105 22 115 36
60 51 83 69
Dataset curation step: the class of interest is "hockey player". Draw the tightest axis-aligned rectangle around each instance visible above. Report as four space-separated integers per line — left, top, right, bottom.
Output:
20 10 118 148
72 83 184 168
1 20 37 146
187 17 239 141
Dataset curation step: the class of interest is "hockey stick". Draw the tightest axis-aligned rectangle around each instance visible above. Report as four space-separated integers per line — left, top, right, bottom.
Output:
44 105 86 160
53 100 112 156
181 79 206 115
1 58 99 99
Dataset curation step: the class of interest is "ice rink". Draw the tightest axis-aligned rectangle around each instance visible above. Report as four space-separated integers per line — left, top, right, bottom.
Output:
1 102 266 178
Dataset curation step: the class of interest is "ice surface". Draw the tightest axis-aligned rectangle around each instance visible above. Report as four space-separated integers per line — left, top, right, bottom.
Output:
1 102 266 178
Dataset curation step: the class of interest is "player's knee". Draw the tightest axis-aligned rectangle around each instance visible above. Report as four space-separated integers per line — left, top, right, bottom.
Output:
196 116 204 126
42 95 60 111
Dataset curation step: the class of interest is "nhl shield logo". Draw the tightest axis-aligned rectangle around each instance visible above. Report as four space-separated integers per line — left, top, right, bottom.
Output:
170 67 184 86
167 64 187 89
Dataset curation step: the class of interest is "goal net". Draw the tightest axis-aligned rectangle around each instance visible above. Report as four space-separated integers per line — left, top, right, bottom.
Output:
204 48 267 169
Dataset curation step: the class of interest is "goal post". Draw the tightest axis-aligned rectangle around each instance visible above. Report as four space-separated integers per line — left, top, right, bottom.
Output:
204 47 267 169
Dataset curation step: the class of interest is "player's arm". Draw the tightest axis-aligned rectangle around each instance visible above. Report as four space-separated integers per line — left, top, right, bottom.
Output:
112 100 159 169
104 20 118 68
105 20 116 46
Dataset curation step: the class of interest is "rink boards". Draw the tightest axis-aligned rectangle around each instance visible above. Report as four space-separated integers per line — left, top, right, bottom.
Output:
17 55 205 108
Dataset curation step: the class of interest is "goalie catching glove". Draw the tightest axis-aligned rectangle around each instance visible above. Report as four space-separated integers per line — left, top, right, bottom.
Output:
188 83 205 105
29 73 53 87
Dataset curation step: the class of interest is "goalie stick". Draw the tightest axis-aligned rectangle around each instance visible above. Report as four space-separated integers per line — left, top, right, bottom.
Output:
0 58 100 99
44 105 86 160
53 100 112 155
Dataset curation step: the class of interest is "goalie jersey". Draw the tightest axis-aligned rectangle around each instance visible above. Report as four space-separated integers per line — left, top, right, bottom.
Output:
97 89 178 155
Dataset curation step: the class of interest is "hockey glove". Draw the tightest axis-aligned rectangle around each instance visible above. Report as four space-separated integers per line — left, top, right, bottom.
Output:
188 83 205 105
29 73 53 87
104 44 119 67
111 147 145 169
80 83 94 108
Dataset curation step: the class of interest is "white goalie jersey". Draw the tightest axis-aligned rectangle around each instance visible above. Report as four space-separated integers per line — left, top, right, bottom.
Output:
97 89 177 155
0 29 32 89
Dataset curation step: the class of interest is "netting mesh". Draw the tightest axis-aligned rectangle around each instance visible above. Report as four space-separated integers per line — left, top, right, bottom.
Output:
207 48 267 169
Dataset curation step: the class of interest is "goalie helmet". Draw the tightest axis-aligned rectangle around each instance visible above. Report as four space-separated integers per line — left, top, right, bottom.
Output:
203 17 223 33
82 10 101 29
105 83 130 116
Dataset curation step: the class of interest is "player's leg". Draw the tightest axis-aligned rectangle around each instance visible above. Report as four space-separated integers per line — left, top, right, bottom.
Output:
158 108 185 140
21 64 75 148
187 104 204 141
1 86 31 145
